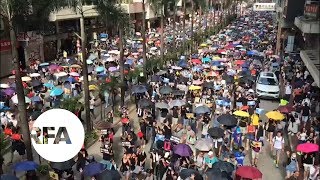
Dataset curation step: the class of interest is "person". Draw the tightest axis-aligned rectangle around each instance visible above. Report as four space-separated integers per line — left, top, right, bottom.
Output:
302 153 315 179
194 152 205 172
250 137 262 167
89 98 95 118
301 102 311 123
285 153 299 179
204 151 218 170
271 131 284 168
234 146 246 167
308 164 319 180
284 82 292 101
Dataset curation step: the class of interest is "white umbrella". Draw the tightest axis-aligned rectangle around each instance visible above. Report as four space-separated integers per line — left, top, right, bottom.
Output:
54 72 68 77
236 45 243 48
150 47 157 51
29 73 41 77
69 72 80 77
79 75 92 82
8 75 15 79
0 84 10 88
108 50 120 55
21 76 32 82
11 94 31 104
106 58 115 62
171 66 182 70
194 138 213 151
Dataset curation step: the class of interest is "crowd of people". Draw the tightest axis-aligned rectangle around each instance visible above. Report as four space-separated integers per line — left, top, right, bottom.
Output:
0 6 319 180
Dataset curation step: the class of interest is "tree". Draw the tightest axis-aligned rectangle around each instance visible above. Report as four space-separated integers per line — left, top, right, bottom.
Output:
0 134 10 175
142 0 148 79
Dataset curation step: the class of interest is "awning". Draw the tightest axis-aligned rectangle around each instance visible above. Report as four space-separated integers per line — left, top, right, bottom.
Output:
300 50 320 87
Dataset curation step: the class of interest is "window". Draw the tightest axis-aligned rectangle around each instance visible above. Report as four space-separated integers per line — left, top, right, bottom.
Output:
258 77 278 85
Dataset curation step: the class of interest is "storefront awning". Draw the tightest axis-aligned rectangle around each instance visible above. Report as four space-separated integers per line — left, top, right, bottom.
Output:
300 50 320 87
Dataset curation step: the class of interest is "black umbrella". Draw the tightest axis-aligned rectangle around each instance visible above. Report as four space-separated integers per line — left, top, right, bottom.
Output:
208 127 225 138
211 161 234 174
203 82 215 89
131 85 147 94
138 98 153 108
31 79 41 87
172 90 185 96
206 168 232 180
30 111 42 120
177 77 188 83
50 159 76 171
179 169 203 180
159 86 173 95
96 169 121 180
151 75 161 82
217 114 237 126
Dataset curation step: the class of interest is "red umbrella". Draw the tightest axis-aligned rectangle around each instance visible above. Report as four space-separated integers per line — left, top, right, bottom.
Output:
121 118 129 124
216 49 226 54
191 59 202 65
277 105 294 114
235 60 245 65
297 143 319 153
236 166 262 179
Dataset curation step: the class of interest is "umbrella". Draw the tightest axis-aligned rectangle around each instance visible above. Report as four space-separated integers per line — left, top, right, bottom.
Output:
2 88 15 96
31 79 41 87
156 70 167 75
50 88 64 96
296 143 319 153
169 99 186 107
21 76 32 82
159 86 173 95
155 102 170 109
131 85 147 94
94 121 113 130
11 95 31 104
31 96 41 103
108 67 118 72
0 84 10 88
179 169 203 180
96 169 121 180
29 73 41 77
171 66 182 70
173 143 193 157
0 174 19 180
208 127 225 138
265 111 285 121
13 161 39 171
194 138 213 151
277 105 294 114
138 98 153 108
172 90 185 96
66 77 77 84
193 80 203 85
49 64 60 71
95 66 105 73
83 162 105 177
79 76 92 82
203 82 215 89
194 105 210 114
233 110 250 117
212 161 234 174
192 59 202 64
207 169 232 180
217 114 237 126
50 159 76 171
43 83 54 89
70 64 81 68
39 62 49 66
235 166 262 179
69 72 80 77
189 85 202 91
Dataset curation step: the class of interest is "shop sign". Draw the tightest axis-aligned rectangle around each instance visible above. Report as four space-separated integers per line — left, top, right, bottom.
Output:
304 3 319 17
0 40 12 52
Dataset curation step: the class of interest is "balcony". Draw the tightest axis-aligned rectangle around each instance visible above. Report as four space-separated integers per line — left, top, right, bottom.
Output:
300 49 320 87
294 16 320 34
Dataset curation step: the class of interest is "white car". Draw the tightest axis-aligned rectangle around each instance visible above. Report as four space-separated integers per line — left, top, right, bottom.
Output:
256 72 280 99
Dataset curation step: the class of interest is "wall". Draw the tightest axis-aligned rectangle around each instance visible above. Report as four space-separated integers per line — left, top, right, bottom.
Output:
0 40 13 77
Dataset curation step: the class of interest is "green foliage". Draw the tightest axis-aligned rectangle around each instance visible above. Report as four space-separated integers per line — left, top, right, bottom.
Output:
0 134 10 156
60 96 83 113
84 131 98 145
37 164 49 175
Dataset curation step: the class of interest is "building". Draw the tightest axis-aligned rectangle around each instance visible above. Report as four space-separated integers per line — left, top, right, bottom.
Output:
294 0 320 87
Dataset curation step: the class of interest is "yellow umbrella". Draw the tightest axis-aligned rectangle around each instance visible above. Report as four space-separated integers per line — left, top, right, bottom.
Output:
265 111 285 121
200 43 207 47
212 56 220 60
233 110 250 117
189 85 202 91
21 76 32 82
89 85 98 91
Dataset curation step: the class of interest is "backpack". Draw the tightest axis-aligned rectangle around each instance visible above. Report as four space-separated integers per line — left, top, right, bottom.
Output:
164 140 171 151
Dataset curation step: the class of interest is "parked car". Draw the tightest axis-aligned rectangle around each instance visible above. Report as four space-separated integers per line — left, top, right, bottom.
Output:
256 72 280 99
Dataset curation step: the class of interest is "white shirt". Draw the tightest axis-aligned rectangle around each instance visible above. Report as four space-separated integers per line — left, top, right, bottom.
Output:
272 136 284 149
309 166 319 180
285 85 292 95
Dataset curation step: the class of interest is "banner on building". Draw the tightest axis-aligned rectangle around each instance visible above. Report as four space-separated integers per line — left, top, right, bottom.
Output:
0 40 12 52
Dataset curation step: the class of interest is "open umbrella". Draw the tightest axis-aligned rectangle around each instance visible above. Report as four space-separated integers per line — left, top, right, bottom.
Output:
173 143 193 157
50 159 76 171
159 86 173 95
217 114 237 126
179 169 203 180
31 79 41 87
156 70 167 75
155 102 170 109
131 85 147 94
195 105 210 114
11 95 31 104
206 168 232 180
94 120 113 130
21 76 32 82
95 66 105 73
265 111 285 121
235 166 262 179
172 90 185 96
43 83 55 89
50 88 64 96
189 85 202 91
169 99 186 107
13 161 39 171
2 88 15 96
69 72 80 77
233 110 250 117
0 174 19 180
96 169 121 180
138 98 153 108
208 127 225 138
296 143 319 153
194 138 213 151
0 84 10 88
212 161 234 174
83 162 105 177
277 105 294 114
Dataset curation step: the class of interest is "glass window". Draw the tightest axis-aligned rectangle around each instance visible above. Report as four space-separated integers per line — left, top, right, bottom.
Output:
258 77 278 85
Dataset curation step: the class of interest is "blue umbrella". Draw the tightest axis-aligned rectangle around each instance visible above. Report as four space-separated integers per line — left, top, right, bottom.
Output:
271 62 279 67
247 50 259 56
202 57 211 63
0 106 11 112
125 59 134 65
43 83 54 89
211 61 221 66
95 66 104 73
13 161 38 171
66 77 77 84
31 96 41 102
1 174 19 180
50 88 64 96
256 108 264 115
97 73 108 77
83 162 105 177
39 62 49 66
195 105 210 114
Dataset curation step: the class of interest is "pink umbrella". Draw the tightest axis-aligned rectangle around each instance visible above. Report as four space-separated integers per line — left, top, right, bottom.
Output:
49 64 60 71
297 143 319 153
192 80 203 85
108 67 118 72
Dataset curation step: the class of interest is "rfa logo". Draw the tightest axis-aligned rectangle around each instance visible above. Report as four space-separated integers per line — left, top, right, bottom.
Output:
31 109 84 162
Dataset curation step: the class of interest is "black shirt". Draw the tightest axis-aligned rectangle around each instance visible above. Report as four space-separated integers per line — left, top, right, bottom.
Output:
302 154 313 165
302 106 310 116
